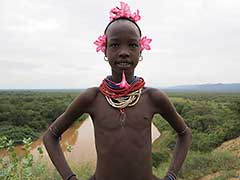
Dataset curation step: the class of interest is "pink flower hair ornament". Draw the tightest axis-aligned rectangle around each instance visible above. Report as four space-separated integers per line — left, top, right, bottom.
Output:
94 2 152 53
139 36 152 51
110 2 141 22
94 35 107 53
94 35 152 53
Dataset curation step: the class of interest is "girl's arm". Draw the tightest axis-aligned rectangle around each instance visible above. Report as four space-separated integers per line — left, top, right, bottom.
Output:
150 88 192 180
43 88 98 180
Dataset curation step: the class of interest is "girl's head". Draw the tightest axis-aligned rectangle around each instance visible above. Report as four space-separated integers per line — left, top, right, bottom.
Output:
94 2 151 73
104 16 142 37
105 18 141 73
94 2 151 54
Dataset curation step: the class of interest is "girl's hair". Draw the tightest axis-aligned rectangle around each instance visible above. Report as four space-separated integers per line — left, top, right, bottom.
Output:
104 17 142 37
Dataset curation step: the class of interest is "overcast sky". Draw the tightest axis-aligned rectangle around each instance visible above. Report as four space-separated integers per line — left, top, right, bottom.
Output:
0 0 240 89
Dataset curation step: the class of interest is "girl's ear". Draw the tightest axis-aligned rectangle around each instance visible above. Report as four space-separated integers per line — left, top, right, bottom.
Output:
104 38 107 55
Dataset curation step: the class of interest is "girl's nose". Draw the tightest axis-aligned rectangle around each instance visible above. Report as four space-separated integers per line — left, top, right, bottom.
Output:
119 48 130 59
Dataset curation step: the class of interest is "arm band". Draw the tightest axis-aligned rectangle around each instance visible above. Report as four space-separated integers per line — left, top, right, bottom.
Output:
48 127 62 140
177 126 189 135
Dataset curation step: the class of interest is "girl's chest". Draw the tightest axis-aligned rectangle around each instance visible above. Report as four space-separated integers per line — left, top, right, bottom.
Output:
91 94 154 130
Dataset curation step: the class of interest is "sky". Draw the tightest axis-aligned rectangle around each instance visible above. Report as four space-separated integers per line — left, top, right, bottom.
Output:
0 0 240 89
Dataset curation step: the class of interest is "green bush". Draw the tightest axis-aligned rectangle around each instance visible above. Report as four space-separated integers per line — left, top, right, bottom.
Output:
178 151 240 180
0 136 94 180
0 125 38 144
191 132 222 152
152 152 169 168
0 91 88 144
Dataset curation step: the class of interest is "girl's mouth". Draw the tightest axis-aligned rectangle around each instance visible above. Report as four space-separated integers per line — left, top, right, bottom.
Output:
117 62 132 68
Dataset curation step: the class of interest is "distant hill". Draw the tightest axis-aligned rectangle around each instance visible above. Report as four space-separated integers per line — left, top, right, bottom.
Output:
163 83 240 92
0 89 85 93
1 83 240 93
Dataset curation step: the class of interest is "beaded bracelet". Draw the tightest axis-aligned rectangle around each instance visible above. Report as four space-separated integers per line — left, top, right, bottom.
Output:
165 170 177 180
65 173 76 180
165 175 176 180
166 175 176 180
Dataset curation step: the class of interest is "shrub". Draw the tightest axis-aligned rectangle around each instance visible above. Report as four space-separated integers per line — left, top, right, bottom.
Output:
178 151 240 180
152 151 169 168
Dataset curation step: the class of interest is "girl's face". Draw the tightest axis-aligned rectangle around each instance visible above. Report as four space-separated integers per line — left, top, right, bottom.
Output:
105 20 141 75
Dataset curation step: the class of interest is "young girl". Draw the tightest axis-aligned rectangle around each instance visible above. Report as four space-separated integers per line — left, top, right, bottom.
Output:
43 2 192 180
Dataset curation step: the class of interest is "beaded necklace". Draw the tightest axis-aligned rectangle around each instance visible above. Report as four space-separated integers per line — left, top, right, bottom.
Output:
99 72 145 126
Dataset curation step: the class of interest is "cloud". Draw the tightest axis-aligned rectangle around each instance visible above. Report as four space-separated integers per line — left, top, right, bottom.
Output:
0 0 240 88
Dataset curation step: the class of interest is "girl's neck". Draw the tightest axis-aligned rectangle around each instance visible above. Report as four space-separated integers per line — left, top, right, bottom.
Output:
111 71 134 83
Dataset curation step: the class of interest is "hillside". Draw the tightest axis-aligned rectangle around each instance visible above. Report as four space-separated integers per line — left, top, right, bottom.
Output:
216 136 240 157
199 137 240 180
164 83 240 92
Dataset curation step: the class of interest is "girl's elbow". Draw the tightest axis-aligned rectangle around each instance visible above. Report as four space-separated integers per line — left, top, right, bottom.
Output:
42 131 49 146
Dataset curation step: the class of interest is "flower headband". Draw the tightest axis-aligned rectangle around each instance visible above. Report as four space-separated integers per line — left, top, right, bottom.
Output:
94 2 152 53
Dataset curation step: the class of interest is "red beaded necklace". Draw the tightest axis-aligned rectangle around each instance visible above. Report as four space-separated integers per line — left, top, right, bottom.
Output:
99 72 145 127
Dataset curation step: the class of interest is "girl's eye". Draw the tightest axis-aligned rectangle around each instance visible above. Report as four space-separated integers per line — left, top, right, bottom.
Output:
129 43 139 48
109 43 119 48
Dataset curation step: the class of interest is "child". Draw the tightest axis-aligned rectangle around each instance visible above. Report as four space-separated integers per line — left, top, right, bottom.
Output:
43 2 192 180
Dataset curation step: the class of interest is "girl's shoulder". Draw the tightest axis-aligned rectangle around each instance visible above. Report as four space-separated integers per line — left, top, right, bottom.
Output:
143 87 170 104
74 87 100 106
84 87 100 96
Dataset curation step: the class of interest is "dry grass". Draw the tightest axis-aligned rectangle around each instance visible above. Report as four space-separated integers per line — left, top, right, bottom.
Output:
199 137 240 180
